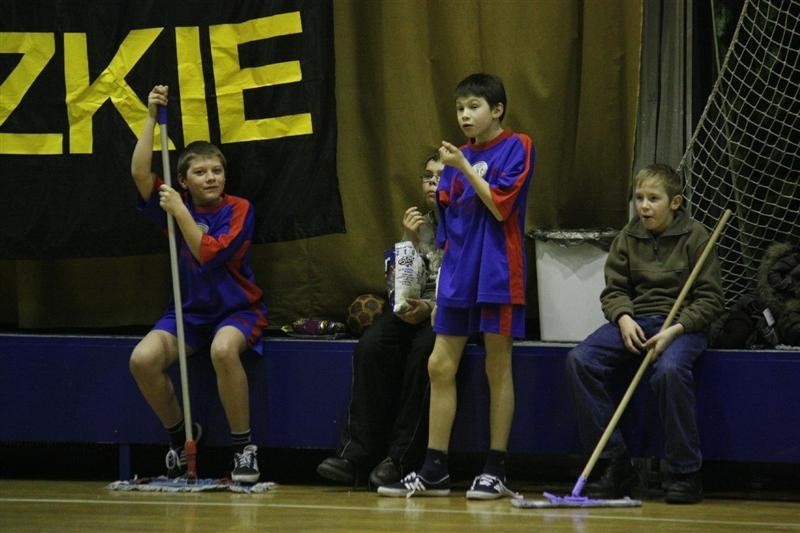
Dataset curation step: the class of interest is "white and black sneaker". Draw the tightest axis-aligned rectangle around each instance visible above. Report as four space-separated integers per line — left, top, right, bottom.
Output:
231 444 260 483
466 473 520 500
164 423 202 478
377 471 450 498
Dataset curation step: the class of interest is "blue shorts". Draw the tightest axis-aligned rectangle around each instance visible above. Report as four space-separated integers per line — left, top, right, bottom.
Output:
433 303 526 338
153 305 268 356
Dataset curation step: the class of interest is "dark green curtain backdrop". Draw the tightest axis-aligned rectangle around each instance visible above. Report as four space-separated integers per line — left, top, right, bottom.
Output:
1 0 641 332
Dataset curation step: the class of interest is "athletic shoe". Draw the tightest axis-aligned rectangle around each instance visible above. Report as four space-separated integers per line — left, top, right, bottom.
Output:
165 423 203 478
317 456 357 485
231 444 260 483
664 470 703 504
465 473 520 500
369 457 401 487
377 471 450 498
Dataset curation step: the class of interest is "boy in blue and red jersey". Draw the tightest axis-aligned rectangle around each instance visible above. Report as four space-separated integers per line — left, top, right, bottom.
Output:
379 73 534 499
129 85 268 483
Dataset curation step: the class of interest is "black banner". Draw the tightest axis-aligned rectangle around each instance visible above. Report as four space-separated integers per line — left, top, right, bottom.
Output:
0 0 343 258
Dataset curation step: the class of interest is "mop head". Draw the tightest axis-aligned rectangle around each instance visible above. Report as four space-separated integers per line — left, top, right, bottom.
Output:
511 491 642 508
107 476 276 494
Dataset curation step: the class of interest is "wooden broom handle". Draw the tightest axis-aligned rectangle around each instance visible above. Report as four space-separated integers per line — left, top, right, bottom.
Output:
157 106 195 449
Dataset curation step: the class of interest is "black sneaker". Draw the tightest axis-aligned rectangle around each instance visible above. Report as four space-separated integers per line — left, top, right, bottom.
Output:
317 456 357 485
164 423 203 478
377 471 450 498
664 470 703 504
231 444 260 483
369 457 400 488
587 456 638 498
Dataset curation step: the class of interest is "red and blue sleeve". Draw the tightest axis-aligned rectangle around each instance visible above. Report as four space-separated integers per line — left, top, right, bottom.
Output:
198 197 254 268
489 134 535 220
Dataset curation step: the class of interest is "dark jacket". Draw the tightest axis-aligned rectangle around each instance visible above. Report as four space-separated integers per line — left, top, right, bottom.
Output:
601 210 724 333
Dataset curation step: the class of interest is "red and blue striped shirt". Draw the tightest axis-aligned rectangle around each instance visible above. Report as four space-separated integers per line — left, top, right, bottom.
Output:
436 130 534 307
139 179 266 320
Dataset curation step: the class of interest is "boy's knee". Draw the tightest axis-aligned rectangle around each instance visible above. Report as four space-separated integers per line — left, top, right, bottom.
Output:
565 346 587 372
210 342 241 368
427 352 457 383
128 352 142 376
130 331 175 376
484 356 512 382
129 347 157 377
650 359 690 390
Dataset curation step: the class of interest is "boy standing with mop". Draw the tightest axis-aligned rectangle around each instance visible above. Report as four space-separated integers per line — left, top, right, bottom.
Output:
129 85 268 482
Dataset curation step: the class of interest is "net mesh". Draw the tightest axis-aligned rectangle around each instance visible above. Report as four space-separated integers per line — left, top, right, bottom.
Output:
679 0 800 305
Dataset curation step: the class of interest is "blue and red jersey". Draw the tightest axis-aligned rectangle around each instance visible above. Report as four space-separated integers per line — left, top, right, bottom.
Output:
435 129 534 307
138 179 267 323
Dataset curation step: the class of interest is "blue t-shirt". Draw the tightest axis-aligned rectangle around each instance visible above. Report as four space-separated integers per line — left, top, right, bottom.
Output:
138 179 267 322
435 129 534 307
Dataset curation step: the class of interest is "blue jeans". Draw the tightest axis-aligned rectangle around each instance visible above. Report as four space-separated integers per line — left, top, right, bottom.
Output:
566 315 707 474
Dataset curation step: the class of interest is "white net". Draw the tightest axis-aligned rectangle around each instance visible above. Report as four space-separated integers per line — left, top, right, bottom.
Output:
679 0 800 305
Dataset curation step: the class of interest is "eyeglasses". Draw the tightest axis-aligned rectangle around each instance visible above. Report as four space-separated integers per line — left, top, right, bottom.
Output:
420 172 441 184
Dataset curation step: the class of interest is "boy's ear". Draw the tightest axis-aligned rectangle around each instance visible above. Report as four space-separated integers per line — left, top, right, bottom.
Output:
492 102 504 119
670 194 684 210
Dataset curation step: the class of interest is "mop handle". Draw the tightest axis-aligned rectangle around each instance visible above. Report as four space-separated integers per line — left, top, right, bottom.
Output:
572 208 732 497
157 106 195 444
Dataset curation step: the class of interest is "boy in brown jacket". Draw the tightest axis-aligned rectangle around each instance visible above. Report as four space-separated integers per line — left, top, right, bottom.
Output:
566 164 724 504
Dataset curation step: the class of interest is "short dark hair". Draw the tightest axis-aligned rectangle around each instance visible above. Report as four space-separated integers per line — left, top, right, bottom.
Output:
634 163 683 199
177 141 227 178
454 73 507 121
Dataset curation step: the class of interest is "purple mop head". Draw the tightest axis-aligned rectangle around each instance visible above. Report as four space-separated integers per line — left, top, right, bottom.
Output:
510 476 642 508
537 491 642 508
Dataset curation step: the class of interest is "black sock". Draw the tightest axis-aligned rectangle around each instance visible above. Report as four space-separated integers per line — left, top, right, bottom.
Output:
231 429 252 454
419 448 448 480
484 449 507 479
166 419 185 450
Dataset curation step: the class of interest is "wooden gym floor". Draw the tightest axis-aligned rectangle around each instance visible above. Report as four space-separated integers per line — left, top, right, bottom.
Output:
2 479 799 532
